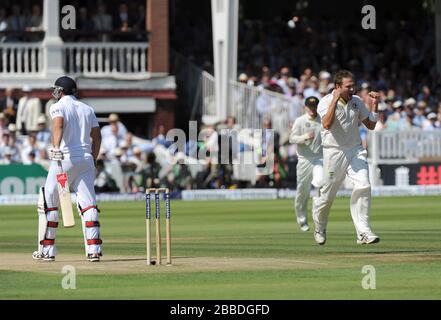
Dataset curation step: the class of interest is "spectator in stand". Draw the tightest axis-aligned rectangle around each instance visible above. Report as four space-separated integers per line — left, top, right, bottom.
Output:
303 76 321 99
21 134 39 164
126 147 144 192
0 146 15 164
0 8 8 42
318 71 332 96
399 113 414 131
385 101 403 131
77 7 95 41
276 66 293 96
358 85 371 105
7 5 25 41
16 85 41 135
288 84 304 121
404 98 417 112
35 114 51 145
423 113 438 131
101 113 127 140
6 123 21 162
118 141 130 163
102 124 122 160
153 125 169 148
143 152 161 190
412 101 427 128
128 147 145 171
238 73 248 84
435 105 441 128
111 147 123 164
417 85 435 107
26 150 37 164
0 113 7 136
114 3 133 33
197 156 220 189
133 4 146 29
25 5 43 32
0 87 18 123
165 152 193 191
93 3 113 42
0 130 10 156
94 159 119 192
374 103 387 131
36 147 50 169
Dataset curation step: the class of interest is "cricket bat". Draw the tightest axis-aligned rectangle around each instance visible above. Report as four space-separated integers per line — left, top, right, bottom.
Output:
56 161 75 228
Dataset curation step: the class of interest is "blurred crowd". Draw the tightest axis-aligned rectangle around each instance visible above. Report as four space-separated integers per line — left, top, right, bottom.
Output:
0 84 292 192
94 114 287 193
0 86 196 192
237 65 441 132
0 86 50 167
2 4 441 192
232 11 441 132
0 1 147 42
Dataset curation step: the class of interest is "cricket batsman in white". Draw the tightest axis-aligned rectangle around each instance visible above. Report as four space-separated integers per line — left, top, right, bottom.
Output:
32 76 103 262
289 96 323 232
312 70 380 245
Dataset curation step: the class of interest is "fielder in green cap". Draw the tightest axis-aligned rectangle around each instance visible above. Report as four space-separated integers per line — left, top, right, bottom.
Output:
289 96 323 232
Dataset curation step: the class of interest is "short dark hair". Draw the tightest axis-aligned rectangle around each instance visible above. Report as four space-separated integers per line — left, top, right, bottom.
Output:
334 70 354 86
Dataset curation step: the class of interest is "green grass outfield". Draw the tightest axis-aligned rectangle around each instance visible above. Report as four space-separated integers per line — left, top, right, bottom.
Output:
0 196 440 299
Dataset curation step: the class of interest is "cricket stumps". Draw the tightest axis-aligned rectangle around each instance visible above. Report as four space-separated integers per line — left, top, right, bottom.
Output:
145 188 172 266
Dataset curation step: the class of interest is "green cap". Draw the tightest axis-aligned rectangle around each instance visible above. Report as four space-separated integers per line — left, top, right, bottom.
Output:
305 96 319 108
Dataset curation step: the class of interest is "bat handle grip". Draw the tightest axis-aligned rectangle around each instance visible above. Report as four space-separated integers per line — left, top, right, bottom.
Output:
57 160 63 171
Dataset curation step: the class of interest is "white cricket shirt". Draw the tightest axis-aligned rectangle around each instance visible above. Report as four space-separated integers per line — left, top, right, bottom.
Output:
317 94 370 149
49 95 99 158
289 114 323 159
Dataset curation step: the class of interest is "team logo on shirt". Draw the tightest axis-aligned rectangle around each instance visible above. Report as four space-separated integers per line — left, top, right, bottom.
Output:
51 109 62 116
305 122 311 128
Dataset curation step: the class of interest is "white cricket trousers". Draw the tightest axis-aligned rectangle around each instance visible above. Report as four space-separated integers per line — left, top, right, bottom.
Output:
295 157 323 226
312 146 373 236
43 155 101 257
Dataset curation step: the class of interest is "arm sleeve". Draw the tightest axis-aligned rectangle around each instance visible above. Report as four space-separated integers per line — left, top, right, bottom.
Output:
358 98 370 121
317 96 329 118
91 110 99 128
289 119 307 144
49 103 64 119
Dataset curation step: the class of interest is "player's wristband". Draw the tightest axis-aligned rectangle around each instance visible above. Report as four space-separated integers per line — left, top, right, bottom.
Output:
369 112 378 122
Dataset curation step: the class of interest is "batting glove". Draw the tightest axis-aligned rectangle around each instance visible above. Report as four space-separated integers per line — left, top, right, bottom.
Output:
49 148 64 161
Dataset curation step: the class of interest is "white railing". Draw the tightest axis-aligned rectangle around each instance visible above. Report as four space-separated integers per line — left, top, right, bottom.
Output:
370 130 441 164
230 80 292 133
63 42 149 77
202 71 293 133
202 71 216 119
0 43 43 76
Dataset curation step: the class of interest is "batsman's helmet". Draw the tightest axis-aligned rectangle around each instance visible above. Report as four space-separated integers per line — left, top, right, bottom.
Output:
52 76 77 99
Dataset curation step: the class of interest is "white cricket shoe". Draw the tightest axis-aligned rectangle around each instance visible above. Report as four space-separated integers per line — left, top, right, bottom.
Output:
32 251 55 261
88 253 100 262
299 223 310 232
314 229 326 245
357 232 380 245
